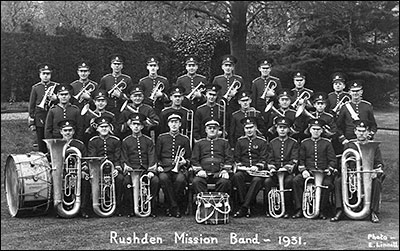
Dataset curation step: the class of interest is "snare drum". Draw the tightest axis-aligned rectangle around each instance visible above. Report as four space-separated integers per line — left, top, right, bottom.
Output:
195 192 231 224
4 152 52 217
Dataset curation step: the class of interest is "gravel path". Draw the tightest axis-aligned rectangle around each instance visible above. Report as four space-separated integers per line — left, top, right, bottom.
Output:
1 112 28 121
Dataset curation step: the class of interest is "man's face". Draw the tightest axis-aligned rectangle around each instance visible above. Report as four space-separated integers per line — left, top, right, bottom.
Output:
60 127 74 140
39 71 51 82
94 99 107 110
355 128 369 141
238 98 251 110
205 125 218 138
259 65 271 77
168 119 181 132
350 89 363 100
97 124 111 136
77 69 90 80
333 81 345 92
222 63 234 74
244 124 256 137
276 125 289 137
278 96 291 109
129 122 143 134
57 92 71 104
170 94 183 106
147 63 159 75
131 93 144 105
206 91 217 103
186 63 198 75
293 77 305 89
314 101 326 113
310 126 323 139
111 62 123 73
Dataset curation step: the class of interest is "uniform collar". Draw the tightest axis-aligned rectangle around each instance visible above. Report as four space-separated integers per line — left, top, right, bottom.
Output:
206 136 218 141
246 135 257 140
100 134 110 140
112 72 121 78
224 73 233 78
132 132 143 138
149 74 158 79
278 136 289 141
169 131 180 137
311 137 321 142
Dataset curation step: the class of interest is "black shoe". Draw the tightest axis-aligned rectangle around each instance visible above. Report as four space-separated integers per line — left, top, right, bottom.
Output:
127 213 134 218
319 214 328 220
150 213 157 218
371 212 380 223
330 209 343 222
245 208 251 218
166 209 172 217
292 210 303 219
81 213 89 219
174 211 182 218
234 208 247 218
265 211 272 218
283 213 290 219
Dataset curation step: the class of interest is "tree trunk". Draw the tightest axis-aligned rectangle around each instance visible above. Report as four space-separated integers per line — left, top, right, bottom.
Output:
230 1 249 88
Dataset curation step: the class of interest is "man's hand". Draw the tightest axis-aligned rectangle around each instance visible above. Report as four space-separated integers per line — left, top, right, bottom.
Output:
147 172 155 179
302 170 311 179
342 139 350 145
157 166 164 173
219 170 229 179
112 169 119 178
111 89 121 98
249 166 259 172
29 125 36 131
196 170 207 178
123 164 133 175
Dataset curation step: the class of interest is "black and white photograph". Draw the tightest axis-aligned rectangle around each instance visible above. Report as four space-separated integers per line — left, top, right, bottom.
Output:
1 1 399 250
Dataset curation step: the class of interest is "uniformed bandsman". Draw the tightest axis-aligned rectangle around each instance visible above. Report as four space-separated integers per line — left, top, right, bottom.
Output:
98 54 133 119
292 119 337 220
121 113 159 217
336 79 378 144
156 112 192 218
191 119 234 194
327 72 351 117
291 71 314 111
70 61 98 111
28 63 59 153
175 55 207 111
87 115 123 216
159 86 190 133
232 117 270 218
44 84 83 140
251 59 282 112
264 117 299 218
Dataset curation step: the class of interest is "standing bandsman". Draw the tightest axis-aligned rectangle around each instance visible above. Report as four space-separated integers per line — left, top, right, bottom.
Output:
251 59 282 112
292 119 337 220
99 54 133 120
175 55 207 111
70 61 98 111
193 84 225 141
232 117 270 218
87 115 123 216
327 72 351 117
121 113 159 217
191 119 234 194
291 71 314 112
28 63 59 153
44 84 83 140
156 112 192 218
264 117 299 218
336 79 378 144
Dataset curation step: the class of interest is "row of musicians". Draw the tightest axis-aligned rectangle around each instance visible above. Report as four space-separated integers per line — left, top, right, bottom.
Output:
56 110 384 223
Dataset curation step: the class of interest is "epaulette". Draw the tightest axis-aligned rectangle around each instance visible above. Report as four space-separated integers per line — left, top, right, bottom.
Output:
159 132 169 138
232 110 241 115
288 136 298 143
139 76 147 82
89 135 100 142
300 138 310 144
238 135 247 140
233 74 243 80
70 104 80 110
255 136 267 141
218 138 229 143
32 82 42 88
89 80 99 85
181 134 190 140
109 135 121 141
252 76 262 83
120 74 132 79
328 92 336 96
158 75 168 80
101 73 113 79
142 134 153 141
269 75 279 80
104 111 115 117
322 112 333 118
321 137 332 142
181 106 190 112
122 135 131 142
287 108 296 112
196 73 207 79
361 100 372 105
304 88 314 93
197 103 207 109
161 106 171 112
74 139 85 145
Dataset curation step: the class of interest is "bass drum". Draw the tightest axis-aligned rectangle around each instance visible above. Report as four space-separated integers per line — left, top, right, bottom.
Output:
4 152 52 217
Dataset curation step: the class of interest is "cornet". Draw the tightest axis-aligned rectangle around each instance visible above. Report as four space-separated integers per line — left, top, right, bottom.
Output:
185 82 205 100
149 81 165 101
171 146 186 173
332 96 350 114
73 82 96 103
37 85 56 110
223 79 241 101
268 169 292 218
260 80 277 100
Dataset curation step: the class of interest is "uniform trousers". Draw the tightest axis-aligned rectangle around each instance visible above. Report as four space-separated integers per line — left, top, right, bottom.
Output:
231 171 264 209
192 175 231 194
159 171 187 210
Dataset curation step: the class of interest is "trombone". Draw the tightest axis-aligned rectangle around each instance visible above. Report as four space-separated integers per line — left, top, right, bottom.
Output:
260 80 277 100
185 82 205 100
223 79 241 101
332 96 350 114
149 81 165 101
73 82 96 103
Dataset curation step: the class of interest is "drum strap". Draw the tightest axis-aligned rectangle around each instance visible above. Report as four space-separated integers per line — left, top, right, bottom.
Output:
345 103 360 121
195 195 231 223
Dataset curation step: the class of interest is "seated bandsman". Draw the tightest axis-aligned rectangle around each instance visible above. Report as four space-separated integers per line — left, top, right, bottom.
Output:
191 118 233 194
121 113 159 218
87 115 123 216
58 119 90 218
232 117 270 218
156 112 192 218
264 117 299 218
330 120 385 223
292 119 337 220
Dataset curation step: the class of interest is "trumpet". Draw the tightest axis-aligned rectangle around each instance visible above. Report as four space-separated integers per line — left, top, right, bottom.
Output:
302 170 328 219
108 80 127 97
128 169 152 217
223 79 241 101
332 95 350 114
149 81 164 101
37 85 56 110
260 80 277 100
73 82 96 103
185 82 205 100
171 146 186 173
268 169 292 218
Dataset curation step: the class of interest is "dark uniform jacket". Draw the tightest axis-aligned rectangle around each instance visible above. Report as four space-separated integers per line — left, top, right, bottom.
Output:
83 110 115 143
191 137 233 174
45 103 83 139
193 103 224 140
29 81 59 127
229 108 266 147
175 73 207 111
327 91 351 116
212 74 244 114
156 132 192 172
121 134 156 171
234 135 270 169
159 106 192 135
264 107 301 137
336 100 377 142
70 79 98 110
306 111 338 138
268 136 299 169
139 75 170 114
88 134 121 168
251 75 282 111
298 137 336 173
291 87 314 108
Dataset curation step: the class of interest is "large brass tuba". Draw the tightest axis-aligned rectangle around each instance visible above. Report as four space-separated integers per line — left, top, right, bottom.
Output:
302 170 328 219
128 169 152 217
341 142 380 220
268 169 292 218
44 139 82 218
87 157 116 217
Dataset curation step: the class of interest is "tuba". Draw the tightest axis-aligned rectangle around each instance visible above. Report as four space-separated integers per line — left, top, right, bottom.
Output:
268 169 292 218
73 82 96 103
37 85 56 110
223 79 241 101
341 142 380 220
87 157 116 217
149 81 165 101
185 82 205 100
302 169 328 219
44 139 82 218
260 80 277 100
128 169 152 217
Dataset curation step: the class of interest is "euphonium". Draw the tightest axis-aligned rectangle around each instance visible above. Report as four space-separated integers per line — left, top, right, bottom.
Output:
268 169 292 218
149 81 165 101
87 157 116 217
37 85 56 109
260 80 277 100
302 170 328 219
172 146 186 173
223 79 241 101
185 82 205 100
44 139 82 218
341 142 380 220
129 169 152 217
73 82 96 103
332 96 350 114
